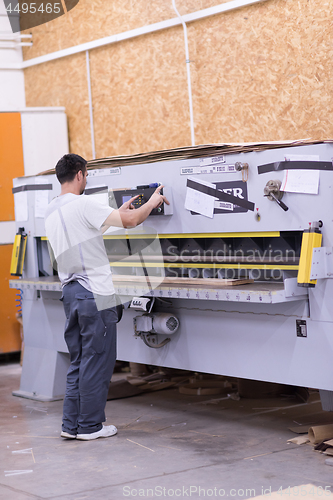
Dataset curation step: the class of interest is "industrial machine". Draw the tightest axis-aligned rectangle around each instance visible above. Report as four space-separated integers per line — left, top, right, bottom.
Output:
9 140 333 408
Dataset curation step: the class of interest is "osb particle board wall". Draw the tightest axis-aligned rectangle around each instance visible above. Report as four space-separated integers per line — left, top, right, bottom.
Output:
23 0 333 160
24 53 92 159
22 0 232 60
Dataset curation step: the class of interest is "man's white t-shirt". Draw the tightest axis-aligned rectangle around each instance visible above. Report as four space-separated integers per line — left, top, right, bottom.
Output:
45 193 115 296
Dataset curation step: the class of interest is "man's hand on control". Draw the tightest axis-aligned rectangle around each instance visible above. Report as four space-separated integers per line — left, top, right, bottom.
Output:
102 186 170 231
148 185 170 208
119 195 139 211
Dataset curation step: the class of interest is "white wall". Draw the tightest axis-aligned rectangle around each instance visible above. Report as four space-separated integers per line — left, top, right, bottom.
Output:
0 2 69 242
21 109 69 176
0 0 25 109
0 0 25 243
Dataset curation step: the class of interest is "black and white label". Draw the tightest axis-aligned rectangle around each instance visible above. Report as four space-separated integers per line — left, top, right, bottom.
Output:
214 201 233 211
88 167 121 177
199 155 226 166
214 180 249 214
296 319 307 338
189 179 252 214
181 164 236 175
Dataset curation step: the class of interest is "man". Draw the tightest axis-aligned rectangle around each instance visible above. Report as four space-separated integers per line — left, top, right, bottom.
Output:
45 154 169 441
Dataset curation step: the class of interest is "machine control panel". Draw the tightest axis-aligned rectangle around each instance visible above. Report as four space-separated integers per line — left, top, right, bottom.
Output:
112 185 173 215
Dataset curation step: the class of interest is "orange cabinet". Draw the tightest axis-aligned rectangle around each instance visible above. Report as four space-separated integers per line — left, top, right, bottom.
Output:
0 245 21 353
0 112 25 353
0 113 25 221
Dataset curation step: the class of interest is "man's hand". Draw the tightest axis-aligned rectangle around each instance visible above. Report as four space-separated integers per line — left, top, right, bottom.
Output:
148 185 170 209
119 194 139 211
101 185 170 232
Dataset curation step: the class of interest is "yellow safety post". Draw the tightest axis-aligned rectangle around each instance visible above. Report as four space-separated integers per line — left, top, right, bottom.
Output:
297 223 322 287
10 227 27 277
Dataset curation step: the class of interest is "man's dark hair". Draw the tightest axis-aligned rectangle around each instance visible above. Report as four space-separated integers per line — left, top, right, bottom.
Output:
55 154 87 184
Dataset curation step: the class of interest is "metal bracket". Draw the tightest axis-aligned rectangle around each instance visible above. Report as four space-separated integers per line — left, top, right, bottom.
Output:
284 278 308 298
310 247 333 280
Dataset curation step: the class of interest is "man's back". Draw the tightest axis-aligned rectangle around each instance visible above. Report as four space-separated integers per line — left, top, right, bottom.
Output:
45 193 114 296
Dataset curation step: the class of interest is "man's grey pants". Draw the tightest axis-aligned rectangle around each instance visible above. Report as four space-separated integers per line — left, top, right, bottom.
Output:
61 281 117 435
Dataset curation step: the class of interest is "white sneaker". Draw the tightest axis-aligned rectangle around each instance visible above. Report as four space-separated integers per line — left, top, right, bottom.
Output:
61 431 77 439
76 425 118 441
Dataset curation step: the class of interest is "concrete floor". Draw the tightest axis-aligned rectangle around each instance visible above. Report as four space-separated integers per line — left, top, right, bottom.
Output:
1 362 333 500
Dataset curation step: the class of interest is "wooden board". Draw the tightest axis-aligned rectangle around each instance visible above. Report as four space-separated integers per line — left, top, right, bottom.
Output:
112 275 253 287
21 0 231 61
190 0 333 144
24 54 92 160
40 138 328 175
23 0 333 158
89 27 191 157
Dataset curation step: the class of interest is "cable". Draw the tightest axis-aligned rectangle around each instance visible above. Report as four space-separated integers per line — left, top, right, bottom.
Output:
15 289 23 315
141 334 171 349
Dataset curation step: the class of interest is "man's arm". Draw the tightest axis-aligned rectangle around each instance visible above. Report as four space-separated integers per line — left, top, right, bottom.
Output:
101 185 169 232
